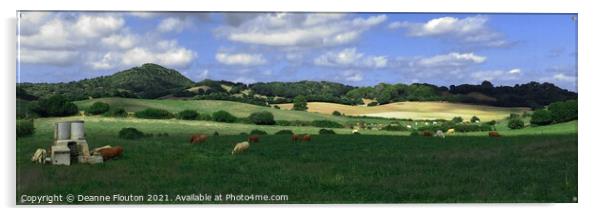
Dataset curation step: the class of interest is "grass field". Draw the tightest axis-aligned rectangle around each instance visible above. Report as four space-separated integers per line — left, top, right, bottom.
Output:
16 115 577 204
277 101 530 121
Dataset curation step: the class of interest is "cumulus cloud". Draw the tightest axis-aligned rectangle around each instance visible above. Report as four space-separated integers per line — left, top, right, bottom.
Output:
216 13 386 48
390 16 509 48
157 17 185 33
19 12 197 70
470 68 522 82
552 73 576 82
415 52 486 68
215 52 267 66
314 48 388 69
508 68 521 74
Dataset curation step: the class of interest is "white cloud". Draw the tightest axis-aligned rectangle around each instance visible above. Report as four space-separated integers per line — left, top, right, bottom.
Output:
157 17 185 33
215 52 267 66
342 70 363 82
74 15 125 38
416 52 486 67
552 73 576 82
217 13 386 48
101 34 138 49
19 48 78 66
471 68 521 82
314 48 388 69
129 12 158 19
508 68 521 74
391 16 508 47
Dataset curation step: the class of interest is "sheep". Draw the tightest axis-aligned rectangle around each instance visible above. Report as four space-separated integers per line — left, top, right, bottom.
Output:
488 131 501 137
446 128 455 135
352 129 359 134
248 135 260 143
434 130 445 138
406 125 412 129
232 141 250 155
291 134 301 142
31 148 47 164
302 134 312 142
190 134 208 144
98 146 123 161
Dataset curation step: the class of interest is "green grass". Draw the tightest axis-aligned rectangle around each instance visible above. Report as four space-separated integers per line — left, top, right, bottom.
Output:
17 116 577 204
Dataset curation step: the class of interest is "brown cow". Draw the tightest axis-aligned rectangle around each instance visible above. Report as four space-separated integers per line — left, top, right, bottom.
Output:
248 135 260 143
98 146 123 161
291 134 301 142
422 131 433 137
190 134 209 144
488 131 501 137
302 134 312 142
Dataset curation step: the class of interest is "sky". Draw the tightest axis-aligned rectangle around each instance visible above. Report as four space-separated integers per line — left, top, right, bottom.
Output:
17 12 578 91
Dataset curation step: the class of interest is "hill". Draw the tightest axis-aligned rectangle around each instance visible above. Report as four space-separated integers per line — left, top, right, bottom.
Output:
277 101 529 121
18 63 193 100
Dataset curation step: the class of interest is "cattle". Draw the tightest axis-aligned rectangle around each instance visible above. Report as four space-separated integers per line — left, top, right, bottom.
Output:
190 134 208 144
98 146 123 161
232 141 250 155
488 131 501 137
302 134 312 142
446 128 455 135
422 131 433 137
248 135 260 143
291 134 301 142
434 130 445 138
31 148 47 164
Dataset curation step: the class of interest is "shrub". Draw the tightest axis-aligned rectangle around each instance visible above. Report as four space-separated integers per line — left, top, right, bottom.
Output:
548 99 577 123
30 95 78 117
530 109 554 126
319 128 336 135
410 131 419 136
485 120 497 126
86 102 110 115
332 110 342 116
367 101 378 107
197 113 212 121
213 131 220 136
250 129 268 135
276 120 291 126
118 127 145 139
451 116 463 123
508 118 525 129
212 110 237 123
470 116 480 123
17 119 35 137
176 109 199 120
275 130 294 135
292 95 308 111
508 113 520 120
382 124 407 131
311 120 344 128
249 111 275 125
273 105 280 109
109 108 128 117
135 108 173 119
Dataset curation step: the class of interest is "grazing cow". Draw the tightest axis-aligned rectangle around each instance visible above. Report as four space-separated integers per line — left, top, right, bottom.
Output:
446 128 455 135
31 148 47 164
291 134 301 142
190 134 208 144
422 131 433 137
248 135 260 143
98 146 123 161
488 131 501 137
434 130 445 138
302 134 312 142
232 141 250 155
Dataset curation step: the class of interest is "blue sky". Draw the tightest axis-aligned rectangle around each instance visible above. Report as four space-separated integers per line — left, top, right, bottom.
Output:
17 12 577 91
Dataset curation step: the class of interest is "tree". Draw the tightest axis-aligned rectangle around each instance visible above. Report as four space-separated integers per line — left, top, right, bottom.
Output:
548 99 577 123
249 111 275 125
30 95 78 117
292 95 308 111
212 110 237 123
332 110 342 116
451 116 464 123
176 110 200 120
530 109 554 126
470 116 480 123
86 102 110 115
508 118 525 129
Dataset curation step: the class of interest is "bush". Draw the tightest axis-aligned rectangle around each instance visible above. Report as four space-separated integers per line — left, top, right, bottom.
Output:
118 127 145 139
508 118 525 129
470 116 480 123
275 130 294 135
109 108 128 117
176 109 199 120
17 119 35 137
276 120 291 126
548 99 577 123
292 95 308 111
332 110 342 116
212 110 237 123
135 108 173 119
249 111 275 125
410 131 419 136
213 131 220 136
319 128 336 135
382 124 407 131
508 113 520 120
485 120 497 126
30 95 78 117
530 109 554 126
86 102 110 115
311 120 344 128
273 105 280 109
367 101 378 107
250 129 268 135
197 113 212 121
451 116 463 123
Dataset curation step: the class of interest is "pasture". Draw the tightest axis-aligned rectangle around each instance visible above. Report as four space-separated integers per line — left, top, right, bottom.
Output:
17 116 577 204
